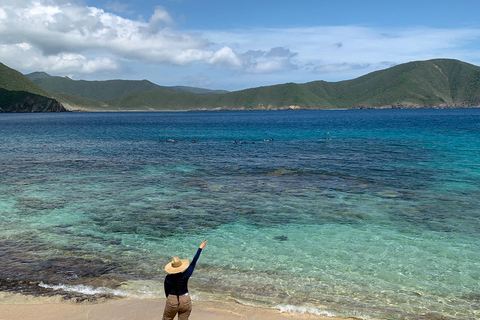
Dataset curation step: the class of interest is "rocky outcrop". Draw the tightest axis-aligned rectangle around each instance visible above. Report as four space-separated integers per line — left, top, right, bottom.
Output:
0 88 68 112
352 102 480 110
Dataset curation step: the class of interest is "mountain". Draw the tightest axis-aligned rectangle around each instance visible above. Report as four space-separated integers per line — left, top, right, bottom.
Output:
25 72 228 102
205 58 480 110
47 58 480 111
313 58 480 108
2 59 480 112
0 63 67 112
98 59 480 111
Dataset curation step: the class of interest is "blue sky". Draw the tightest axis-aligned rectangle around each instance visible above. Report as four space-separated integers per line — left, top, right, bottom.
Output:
1 0 480 91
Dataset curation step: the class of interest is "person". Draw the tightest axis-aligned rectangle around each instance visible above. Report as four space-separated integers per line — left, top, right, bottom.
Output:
162 240 207 320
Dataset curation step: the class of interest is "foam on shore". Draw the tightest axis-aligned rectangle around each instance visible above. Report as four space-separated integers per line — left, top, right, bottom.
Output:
0 292 350 320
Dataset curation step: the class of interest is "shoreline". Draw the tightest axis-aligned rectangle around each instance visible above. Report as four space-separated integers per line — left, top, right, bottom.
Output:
0 293 354 320
74 105 480 112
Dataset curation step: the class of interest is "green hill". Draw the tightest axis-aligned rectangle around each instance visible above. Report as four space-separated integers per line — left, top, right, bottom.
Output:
316 58 480 108
212 58 480 110
3 58 480 112
25 72 228 102
0 63 67 112
1 64 53 97
96 59 480 111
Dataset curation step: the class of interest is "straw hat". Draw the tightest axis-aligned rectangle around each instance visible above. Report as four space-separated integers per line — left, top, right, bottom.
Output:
165 257 190 274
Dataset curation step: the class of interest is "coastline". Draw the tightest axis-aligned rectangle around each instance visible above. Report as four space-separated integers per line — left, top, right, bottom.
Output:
0 293 353 320
70 105 480 112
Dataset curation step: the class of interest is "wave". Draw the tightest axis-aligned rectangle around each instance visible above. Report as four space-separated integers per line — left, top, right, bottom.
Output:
37 282 345 318
276 304 338 317
229 295 352 319
275 304 374 319
38 282 128 297
38 281 163 299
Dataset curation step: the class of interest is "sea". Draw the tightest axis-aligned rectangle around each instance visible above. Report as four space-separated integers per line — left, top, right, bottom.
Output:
0 109 479 319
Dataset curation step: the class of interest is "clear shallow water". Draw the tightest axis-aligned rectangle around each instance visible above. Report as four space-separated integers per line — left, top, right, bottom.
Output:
0 110 479 319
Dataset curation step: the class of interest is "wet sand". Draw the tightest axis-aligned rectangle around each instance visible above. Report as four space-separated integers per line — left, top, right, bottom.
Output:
0 293 351 320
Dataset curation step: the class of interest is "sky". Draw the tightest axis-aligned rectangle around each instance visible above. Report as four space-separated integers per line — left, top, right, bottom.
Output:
1 0 480 91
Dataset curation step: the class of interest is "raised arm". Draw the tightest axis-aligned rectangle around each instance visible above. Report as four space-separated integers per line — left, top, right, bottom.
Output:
183 239 207 278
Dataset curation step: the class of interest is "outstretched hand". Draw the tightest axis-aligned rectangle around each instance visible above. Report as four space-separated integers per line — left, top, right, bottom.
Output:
199 239 208 249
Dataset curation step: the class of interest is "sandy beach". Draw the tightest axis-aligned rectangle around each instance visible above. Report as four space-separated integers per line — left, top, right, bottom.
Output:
0 293 352 320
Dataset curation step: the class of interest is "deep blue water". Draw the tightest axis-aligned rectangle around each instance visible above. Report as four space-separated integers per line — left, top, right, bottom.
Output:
1 109 479 319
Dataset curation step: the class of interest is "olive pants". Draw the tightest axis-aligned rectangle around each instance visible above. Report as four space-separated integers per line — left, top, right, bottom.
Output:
162 294 192 320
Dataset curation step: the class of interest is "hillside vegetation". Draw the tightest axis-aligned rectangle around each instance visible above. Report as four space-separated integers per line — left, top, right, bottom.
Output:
206 58 480 110
50 59 480 111
26 72 228 102
1 63 53 97
0 63 67 112
2 59 480 112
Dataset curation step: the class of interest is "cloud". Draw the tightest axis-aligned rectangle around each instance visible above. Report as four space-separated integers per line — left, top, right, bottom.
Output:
313 62 371 74
0 0 227 73
105 1 134 15
183 74 211 88
207 46 242 69
240 47 299 74
1 1 480 90
246 59 298 74
46 54 119 74
0 42 118 74
266 47 297 58
145 6 175 33
206 25 480 79
0 1 308 77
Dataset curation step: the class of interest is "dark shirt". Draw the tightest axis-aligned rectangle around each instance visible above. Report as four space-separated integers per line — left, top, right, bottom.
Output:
164 248 202 298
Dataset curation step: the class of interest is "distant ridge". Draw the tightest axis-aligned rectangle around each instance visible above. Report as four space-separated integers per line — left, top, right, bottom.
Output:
110 59 480 111
204 58 480 110
2 58 480 112
25 72 228 102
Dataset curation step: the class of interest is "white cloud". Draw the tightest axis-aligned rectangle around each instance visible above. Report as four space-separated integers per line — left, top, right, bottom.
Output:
45 54 119 74
146 6 175 33
0 8 7 20
0 0 216 74
204 25 480 80
1 0 480 89
207 46 242 69
0 42 118 74
246 59 297 74
313 62 371 74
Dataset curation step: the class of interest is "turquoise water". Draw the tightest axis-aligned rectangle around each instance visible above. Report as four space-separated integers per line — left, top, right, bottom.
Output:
0 110 479 319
